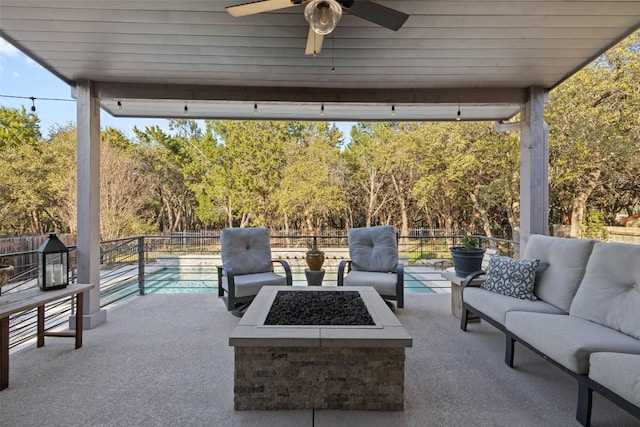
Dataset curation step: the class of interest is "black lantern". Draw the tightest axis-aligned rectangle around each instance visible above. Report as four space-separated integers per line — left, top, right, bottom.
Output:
37 233 69 291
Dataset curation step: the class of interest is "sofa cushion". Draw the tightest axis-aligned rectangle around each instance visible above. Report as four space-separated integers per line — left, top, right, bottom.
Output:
464 287 565 326
589 352 640 407
481 256 540 300
506 312 640 374
221 227 272 275
570 241 640 340
343 270 398 297
348 225 398 272
523 234 596 311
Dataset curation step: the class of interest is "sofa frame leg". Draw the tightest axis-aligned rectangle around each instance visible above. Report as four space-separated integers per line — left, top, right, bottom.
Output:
576 376 592 426
505 333 515 367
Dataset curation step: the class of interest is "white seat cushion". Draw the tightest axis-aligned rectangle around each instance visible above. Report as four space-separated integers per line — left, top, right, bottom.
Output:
589 352 640 407
221 272 287 298
464 287 565 326
343 270 398 297
506 312 640 374
523 234 596 311
570 241 640 340
348 225 397 272
221 227 272 275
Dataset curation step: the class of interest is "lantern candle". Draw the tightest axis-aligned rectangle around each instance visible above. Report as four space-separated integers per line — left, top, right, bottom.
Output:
46 264 54 286
54 264 64 285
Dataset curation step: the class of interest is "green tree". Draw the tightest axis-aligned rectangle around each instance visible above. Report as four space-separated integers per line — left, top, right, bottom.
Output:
0 106 41 149
134 123 198 232
277 122 345 232
547 31 640 237
203 120 298 228
343 123 393 227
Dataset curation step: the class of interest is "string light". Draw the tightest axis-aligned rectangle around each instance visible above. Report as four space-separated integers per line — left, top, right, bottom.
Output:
391 105 396 117
0 94 74 102
456 106 461 121
320 104 325 116
184 104 189 117
0 93 74 115
117 101 122 111
253 103 258 115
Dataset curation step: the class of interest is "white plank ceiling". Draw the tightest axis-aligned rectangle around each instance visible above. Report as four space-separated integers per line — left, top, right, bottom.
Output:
1 0 639 121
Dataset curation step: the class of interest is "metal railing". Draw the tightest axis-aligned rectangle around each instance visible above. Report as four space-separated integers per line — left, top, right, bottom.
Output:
2 232 518 349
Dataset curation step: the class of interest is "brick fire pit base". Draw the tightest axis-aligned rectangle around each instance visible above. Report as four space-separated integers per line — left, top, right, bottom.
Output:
229 287 413 411
234 346 405 410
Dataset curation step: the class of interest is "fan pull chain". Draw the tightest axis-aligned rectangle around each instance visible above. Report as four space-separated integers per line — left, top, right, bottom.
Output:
331 31 335 72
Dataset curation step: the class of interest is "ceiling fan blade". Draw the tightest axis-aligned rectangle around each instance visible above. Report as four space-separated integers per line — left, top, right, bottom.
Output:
342 0 409 31
226 0 299 17
305 27 324 55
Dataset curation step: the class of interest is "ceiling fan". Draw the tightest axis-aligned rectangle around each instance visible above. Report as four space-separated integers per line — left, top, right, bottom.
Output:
226 0 409 55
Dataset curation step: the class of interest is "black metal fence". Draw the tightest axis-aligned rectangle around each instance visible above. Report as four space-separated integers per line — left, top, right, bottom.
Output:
1 232 518 349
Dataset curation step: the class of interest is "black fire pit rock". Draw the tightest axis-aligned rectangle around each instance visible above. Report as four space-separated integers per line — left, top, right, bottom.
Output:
264 291 375 326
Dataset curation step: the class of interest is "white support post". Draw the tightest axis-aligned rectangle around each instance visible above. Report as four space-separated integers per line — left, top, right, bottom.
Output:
520 86 549 251
73 79 107 329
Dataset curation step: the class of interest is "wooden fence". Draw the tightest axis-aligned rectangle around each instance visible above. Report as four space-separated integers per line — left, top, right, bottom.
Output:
604 227 640 245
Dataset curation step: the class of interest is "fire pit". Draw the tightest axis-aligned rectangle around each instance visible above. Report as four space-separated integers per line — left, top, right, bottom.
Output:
264 290 375 326
229 286 412 411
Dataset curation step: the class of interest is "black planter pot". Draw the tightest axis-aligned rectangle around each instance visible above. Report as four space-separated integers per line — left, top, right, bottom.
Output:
450 247 486 277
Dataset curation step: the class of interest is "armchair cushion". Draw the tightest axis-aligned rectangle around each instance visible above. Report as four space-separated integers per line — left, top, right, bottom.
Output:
343 271 399 296
221 227 272 275
481 256 540 300
348 225 397 272
220 272 287 298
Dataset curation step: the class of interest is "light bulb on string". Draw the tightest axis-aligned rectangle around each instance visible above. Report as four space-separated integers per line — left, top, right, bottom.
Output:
30 97 36 112
456 107 461 121
117 101 122 111
320 104 325 116
184 104 189 117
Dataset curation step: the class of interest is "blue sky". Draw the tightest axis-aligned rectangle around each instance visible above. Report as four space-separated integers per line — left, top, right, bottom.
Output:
0 39 355 140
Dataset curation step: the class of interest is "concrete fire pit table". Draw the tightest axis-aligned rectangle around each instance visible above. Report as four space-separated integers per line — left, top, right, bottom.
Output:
229 286 412 411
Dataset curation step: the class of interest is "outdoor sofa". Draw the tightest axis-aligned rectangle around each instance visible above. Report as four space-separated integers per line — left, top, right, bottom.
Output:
460 234 640 426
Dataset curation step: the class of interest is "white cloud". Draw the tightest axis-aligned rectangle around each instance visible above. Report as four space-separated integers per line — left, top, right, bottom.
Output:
0 39 20 57
25 57 36 66
12 71 20 78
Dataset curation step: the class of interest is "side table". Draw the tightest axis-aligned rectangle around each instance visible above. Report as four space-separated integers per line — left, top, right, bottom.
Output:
304 269 325 286
441 271 482 323
0 283 94 390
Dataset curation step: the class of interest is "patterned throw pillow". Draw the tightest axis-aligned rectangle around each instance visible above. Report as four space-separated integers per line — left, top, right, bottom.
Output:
481 256 540 300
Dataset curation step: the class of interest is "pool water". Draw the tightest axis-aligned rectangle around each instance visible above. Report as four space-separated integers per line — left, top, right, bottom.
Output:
107 268 435 301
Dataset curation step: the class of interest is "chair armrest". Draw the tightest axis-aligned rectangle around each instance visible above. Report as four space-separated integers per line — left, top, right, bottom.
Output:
396 264 404 308
271 259 293 286
217 265 235 298
462 270 485 288
337 260 351 286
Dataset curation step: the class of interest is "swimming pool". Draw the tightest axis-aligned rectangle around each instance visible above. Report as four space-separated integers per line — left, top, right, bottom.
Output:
102 267 434 306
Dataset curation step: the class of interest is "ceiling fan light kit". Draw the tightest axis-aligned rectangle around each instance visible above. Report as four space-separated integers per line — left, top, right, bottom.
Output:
304 0 342 35
226 0 409 55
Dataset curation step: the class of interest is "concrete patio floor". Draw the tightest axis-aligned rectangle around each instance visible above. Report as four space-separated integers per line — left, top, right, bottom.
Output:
2 292 638 427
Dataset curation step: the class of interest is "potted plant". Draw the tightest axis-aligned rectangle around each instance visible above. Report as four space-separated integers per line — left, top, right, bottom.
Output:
305 239 325 271
0 257 15 293
450 235 485 277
